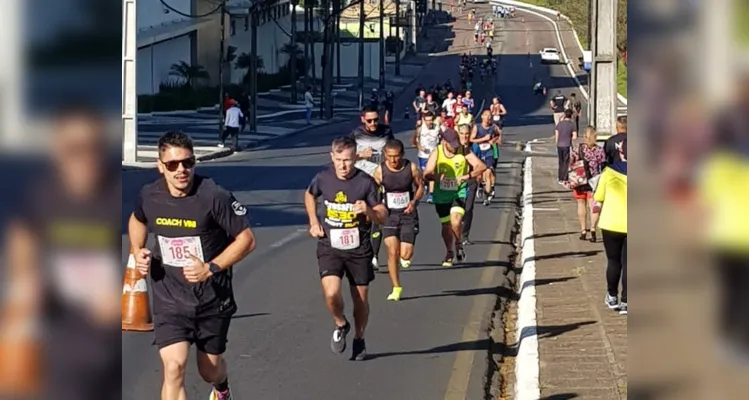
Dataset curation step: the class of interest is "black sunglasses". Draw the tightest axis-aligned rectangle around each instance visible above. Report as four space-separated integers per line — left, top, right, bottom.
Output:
160 156 196 171
365 118 379 123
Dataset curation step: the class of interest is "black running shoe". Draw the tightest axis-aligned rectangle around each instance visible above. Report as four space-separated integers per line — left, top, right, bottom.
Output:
350 338 367 361
456 246 466 263
331 319 351 354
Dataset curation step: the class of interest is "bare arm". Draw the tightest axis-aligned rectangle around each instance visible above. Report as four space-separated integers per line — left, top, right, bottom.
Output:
499 104 507 115
554 129 559 145
422 151 439 181
128 213 148 253
304 191 320 226
210 228 256 270
367 204 388 225
4 222 41 322
465 152 488 179
373 165 383 185
412 162 425 200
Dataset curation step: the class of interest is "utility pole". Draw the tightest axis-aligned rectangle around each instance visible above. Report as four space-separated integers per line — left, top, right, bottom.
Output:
587 0 593 49
310 1 317 90
336 13 342 84
588 0 617 136
290 0 299 103
304 2 310 90
324 0 339 118
378 0 385 89
122 0 138 162
358 0 365 109
218 0 227 141
394 0 401 75
250 8 259 133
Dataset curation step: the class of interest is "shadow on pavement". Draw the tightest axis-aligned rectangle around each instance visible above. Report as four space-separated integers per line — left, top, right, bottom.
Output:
527 250 601 262
401 285 519 301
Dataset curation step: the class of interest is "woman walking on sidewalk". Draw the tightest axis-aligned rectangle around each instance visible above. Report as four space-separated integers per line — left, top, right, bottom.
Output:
568 126 606 242
594 138 628 315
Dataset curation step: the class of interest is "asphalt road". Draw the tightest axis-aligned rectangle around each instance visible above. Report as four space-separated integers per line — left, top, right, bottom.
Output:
120 8 583 399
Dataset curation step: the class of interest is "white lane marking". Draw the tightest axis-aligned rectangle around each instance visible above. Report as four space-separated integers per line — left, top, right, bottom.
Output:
269 228 308 249
515 156 541 400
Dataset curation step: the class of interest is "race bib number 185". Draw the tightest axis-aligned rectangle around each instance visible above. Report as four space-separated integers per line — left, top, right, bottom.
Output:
330 228 360 250
158 236 204 267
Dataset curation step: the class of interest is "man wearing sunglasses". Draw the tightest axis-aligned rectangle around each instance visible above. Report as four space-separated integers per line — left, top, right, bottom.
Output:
350 105 395 272
128 131 257 400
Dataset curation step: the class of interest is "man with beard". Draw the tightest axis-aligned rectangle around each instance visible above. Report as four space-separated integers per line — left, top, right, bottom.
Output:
350 106 395 271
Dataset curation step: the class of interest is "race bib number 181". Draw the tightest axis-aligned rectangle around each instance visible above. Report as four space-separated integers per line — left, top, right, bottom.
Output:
330 228 360 250
158 236 204 267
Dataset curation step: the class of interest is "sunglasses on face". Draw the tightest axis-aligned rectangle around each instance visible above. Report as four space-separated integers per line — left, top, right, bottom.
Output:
365 118 379 123
160 156 196 171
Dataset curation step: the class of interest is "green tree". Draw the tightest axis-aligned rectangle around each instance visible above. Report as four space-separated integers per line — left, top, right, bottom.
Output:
168 61 210 88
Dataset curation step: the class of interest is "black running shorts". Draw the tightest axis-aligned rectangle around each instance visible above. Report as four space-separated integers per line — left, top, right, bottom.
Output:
153 313 232 355
317 241 375 286
382 212 419 244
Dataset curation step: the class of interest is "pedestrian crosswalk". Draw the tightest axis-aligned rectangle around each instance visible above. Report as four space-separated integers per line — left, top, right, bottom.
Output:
137 119 330 147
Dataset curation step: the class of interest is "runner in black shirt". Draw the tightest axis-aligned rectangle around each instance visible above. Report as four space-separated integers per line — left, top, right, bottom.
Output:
305 136 388 361
350 106 395 271
129 131 256 400
5 106 121 400
372 139 424 301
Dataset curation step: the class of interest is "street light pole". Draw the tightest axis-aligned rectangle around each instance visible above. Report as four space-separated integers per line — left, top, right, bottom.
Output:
250 9 259 133
395 0 401 76
378 0 385 89
218 0 227 141
290 0 299 103
358 0 365 109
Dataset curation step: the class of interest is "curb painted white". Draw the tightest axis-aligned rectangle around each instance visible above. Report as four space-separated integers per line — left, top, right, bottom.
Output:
492 0 627 106
515 155 540 400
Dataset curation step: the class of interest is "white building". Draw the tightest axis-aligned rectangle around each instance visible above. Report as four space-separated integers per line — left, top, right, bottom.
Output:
136 0 308 95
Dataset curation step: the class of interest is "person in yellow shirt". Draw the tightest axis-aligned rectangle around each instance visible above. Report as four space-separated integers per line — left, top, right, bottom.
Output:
594 141 627 315
455 105 474 127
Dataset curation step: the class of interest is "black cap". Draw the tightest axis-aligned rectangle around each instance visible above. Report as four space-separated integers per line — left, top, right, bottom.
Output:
440 128 461 149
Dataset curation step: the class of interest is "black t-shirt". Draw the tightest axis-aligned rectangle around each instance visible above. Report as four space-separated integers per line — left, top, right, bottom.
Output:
133 175 249 315
308 167 381 254
604 133 627 166
16 169 122 398
552 95 567 113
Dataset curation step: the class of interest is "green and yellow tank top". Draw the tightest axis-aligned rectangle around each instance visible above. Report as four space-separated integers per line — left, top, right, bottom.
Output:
433 144 470 203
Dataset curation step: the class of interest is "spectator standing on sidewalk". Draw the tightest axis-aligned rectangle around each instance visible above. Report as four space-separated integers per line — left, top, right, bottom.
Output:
595 138 627 315
238 92 250 132
569 126 606 242
568 93 583 133
604 116 627 166
555 109 578 184
220 102 242 151
304 86 315 125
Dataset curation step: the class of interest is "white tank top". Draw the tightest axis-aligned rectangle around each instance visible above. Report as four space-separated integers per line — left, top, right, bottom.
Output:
418 124 441 159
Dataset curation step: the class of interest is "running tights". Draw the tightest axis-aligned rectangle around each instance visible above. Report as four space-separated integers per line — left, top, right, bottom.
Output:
716 252 749 352
462 179 478 240
602 230 627 302
371 224 382 260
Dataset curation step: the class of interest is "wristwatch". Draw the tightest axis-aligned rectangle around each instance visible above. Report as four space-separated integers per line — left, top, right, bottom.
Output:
208 262 222 275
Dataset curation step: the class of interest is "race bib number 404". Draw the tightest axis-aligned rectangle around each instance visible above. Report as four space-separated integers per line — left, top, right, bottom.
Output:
440 177 458 191
158 236 204 267
386 192 410 209
330 228 360 250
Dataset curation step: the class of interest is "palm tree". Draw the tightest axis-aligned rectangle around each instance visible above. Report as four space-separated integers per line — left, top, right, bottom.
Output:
168 61 210 88
279 43 304 69
235 53 265 86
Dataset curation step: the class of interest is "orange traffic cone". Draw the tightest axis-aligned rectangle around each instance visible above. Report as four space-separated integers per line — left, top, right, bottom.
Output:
121 254 153 332
0 305 41 395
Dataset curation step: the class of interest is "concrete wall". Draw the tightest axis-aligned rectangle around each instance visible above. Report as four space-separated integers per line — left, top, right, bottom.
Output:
136 33 194 94
311 41 382 79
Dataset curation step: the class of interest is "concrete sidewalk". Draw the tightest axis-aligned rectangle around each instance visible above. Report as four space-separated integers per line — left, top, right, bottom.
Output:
509 142 627 399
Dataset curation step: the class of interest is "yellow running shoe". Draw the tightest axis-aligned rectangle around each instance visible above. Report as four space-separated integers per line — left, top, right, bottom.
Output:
387 287 403 301
400 258 412 269
442 253 454 267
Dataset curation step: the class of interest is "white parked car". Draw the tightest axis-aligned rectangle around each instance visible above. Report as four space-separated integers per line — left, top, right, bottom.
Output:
473 0 488 3
540 48 561 64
